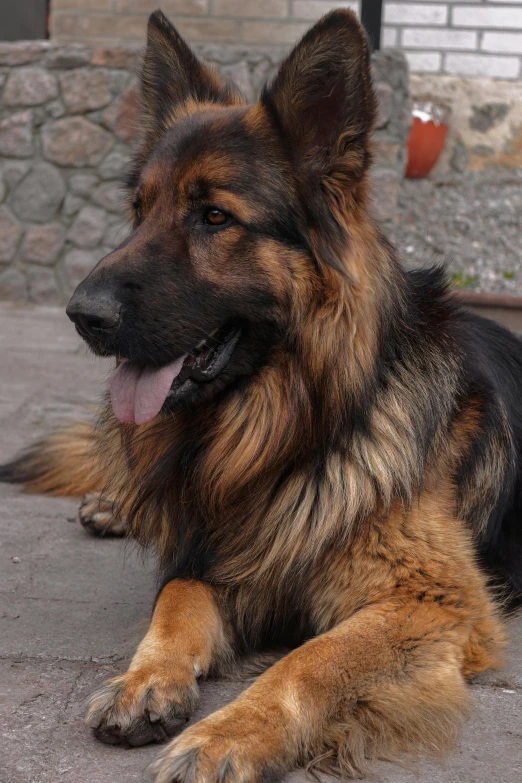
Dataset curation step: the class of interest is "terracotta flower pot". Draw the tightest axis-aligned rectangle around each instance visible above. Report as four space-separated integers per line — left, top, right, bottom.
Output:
406 102 448 179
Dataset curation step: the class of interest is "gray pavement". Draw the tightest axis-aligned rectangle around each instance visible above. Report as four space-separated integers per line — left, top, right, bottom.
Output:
396 169 522 295
0 302 521 783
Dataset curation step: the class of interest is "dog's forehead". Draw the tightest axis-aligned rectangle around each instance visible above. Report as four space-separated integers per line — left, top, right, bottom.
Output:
138 103 293 215
146 106 263 178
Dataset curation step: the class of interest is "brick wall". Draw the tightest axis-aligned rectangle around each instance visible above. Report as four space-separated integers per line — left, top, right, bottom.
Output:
0 41 409 304
383 1 522 78
50 1 360 45
49 1 522 79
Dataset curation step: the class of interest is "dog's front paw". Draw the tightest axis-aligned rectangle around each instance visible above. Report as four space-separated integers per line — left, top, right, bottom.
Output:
79 492 127 537
149 712 284 783
85 667 199 747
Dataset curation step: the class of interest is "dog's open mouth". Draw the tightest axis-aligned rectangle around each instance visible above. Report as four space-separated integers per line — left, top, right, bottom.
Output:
109 324 241 425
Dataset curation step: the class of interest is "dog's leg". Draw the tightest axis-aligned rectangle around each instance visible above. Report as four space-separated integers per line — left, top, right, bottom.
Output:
79 491 127 537
149 599 493 782
85 579 232 746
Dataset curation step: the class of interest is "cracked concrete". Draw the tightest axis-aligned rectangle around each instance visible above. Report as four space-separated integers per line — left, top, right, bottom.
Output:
0 303 521 783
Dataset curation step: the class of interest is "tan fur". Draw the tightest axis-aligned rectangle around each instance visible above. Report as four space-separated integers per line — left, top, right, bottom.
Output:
86 579 233 746
5 9 511 781
140 490 503 781
11 419 103 497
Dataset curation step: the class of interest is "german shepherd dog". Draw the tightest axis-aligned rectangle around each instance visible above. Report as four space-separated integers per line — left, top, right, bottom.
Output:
2 9 522 781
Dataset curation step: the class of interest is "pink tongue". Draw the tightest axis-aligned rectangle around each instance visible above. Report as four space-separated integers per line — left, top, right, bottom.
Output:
110 356 187 425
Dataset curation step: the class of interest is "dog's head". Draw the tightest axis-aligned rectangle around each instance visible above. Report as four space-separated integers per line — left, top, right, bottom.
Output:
66 9 376 424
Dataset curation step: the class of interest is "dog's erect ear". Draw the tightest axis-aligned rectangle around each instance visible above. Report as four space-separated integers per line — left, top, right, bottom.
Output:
261 10 377 274
263 10 376 184
138 11 243 150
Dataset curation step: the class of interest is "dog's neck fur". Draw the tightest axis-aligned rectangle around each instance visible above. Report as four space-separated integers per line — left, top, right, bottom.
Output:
103 214 463 595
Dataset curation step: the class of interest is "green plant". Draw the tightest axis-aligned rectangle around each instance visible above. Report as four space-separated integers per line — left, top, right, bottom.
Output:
450 271 479 289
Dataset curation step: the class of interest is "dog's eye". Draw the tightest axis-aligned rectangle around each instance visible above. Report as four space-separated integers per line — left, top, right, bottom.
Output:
204 208 230 227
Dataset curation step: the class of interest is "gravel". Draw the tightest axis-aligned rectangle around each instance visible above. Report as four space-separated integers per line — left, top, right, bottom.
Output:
394 169 522 294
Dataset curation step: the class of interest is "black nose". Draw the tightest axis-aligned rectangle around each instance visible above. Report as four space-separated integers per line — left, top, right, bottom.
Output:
66 289 122 337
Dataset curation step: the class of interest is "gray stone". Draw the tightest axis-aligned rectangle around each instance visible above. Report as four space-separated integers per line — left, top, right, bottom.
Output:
32 106 47 127
372 50 409 92
68 206 107 249
0 111 33 158
374 140 401 169
59 69 112 113
450 137 471 173
0 73 6 92
92 180 126 213
469 103 510 133
2 160 31 189
221 60 253 101
21 223 66 265
62 193 85 217
47 99 66 119
100 81 139 143
11 163 66 223
375 82 393 130
474 144 495 158
26 265 61 304
85 108 104 124
0 266 27 300
0 42 46 66
371 168 399 224
103 218 129 249
0 173 5 204
3 68 58 106
63 249 100 290
0 206 22 264
99 245 115 259
42 117 114 167
251 58 278 93
198 43 253 66
69 174 100 197
91 46 136 68
98 147 131 180
46 45 92 70
108 69 131 97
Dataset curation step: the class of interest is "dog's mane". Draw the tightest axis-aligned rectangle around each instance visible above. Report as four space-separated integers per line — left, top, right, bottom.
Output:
94 204 513 633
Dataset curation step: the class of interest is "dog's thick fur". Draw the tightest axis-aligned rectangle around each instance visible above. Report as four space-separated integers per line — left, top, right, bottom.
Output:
2 9 521 781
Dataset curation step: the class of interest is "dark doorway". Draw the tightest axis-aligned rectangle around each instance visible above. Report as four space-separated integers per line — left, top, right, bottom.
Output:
0 0 49 41
361 0 383 51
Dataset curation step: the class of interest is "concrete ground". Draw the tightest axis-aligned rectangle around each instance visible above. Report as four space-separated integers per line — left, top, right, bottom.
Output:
1 302 521 783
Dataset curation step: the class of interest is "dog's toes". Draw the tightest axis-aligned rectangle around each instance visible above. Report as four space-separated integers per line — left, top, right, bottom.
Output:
149 747 202 783
85 673 196 748
93 725 122 746
148 717 265 783
79 492 127 537
94 716 168 748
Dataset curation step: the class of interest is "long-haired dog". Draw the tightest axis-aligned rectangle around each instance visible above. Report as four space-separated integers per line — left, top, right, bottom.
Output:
2 9 522 782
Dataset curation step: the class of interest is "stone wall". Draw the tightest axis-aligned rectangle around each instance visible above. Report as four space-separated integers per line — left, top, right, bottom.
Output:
0 41 409 304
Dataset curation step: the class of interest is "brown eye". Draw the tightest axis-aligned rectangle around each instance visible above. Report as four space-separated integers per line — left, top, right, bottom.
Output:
204 208 229 226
